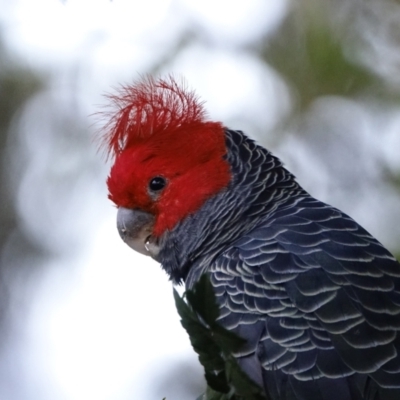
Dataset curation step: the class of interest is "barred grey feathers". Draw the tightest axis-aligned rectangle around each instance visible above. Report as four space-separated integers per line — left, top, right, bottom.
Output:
160 129 400 400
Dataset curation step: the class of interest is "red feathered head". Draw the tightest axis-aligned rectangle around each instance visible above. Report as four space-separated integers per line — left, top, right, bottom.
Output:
101 76 231 236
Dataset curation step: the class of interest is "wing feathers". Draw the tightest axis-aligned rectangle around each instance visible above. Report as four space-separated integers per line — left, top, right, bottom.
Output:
210 196 400 399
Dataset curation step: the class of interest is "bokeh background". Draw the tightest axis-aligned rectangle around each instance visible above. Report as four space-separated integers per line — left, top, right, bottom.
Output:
0 0 400 399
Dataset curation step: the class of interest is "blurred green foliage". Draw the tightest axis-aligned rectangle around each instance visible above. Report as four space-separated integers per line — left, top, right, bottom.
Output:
0 39 42 217
0 37 44 336
258 0 400 258
262 2 378 111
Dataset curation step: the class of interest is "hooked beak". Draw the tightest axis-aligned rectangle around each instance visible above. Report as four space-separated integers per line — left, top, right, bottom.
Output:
117 207 160 259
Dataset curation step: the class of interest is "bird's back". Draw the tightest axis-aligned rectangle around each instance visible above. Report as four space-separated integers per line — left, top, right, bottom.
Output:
209 195 400 400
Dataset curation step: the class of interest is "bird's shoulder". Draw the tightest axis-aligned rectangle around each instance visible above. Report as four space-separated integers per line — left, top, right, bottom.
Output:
211 195 400 322
218 195 400 280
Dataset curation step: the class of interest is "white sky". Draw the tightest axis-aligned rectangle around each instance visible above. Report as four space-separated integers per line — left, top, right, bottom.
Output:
0 1 290 399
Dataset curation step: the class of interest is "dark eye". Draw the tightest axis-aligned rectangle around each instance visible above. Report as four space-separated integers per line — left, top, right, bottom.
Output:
149 176 166 192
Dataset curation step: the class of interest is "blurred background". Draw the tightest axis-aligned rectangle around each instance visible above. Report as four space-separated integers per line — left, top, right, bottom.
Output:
0 0 399 399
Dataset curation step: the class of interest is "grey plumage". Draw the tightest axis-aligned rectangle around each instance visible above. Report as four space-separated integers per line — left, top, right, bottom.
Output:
160 129 400 400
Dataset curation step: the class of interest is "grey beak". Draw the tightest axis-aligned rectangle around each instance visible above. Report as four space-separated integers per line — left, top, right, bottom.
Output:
117 207 157 257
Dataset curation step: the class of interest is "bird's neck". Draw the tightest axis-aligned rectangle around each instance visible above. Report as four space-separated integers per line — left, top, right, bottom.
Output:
158 129 307 286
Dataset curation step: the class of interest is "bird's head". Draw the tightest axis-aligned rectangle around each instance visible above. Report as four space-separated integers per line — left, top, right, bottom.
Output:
102 77 231 260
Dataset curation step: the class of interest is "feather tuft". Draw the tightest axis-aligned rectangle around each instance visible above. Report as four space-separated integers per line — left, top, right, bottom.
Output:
100 75 208 158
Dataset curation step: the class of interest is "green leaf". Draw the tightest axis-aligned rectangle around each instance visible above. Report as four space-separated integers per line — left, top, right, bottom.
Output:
185 274 220 327
225 355 266 400
174 288 226 375
262 1 378 111
173 275 269 400
196 387 227 400
212 324 247 356
205 371 230 394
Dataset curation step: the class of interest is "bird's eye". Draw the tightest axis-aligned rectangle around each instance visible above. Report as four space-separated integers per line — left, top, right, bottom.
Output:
149 176 166 192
